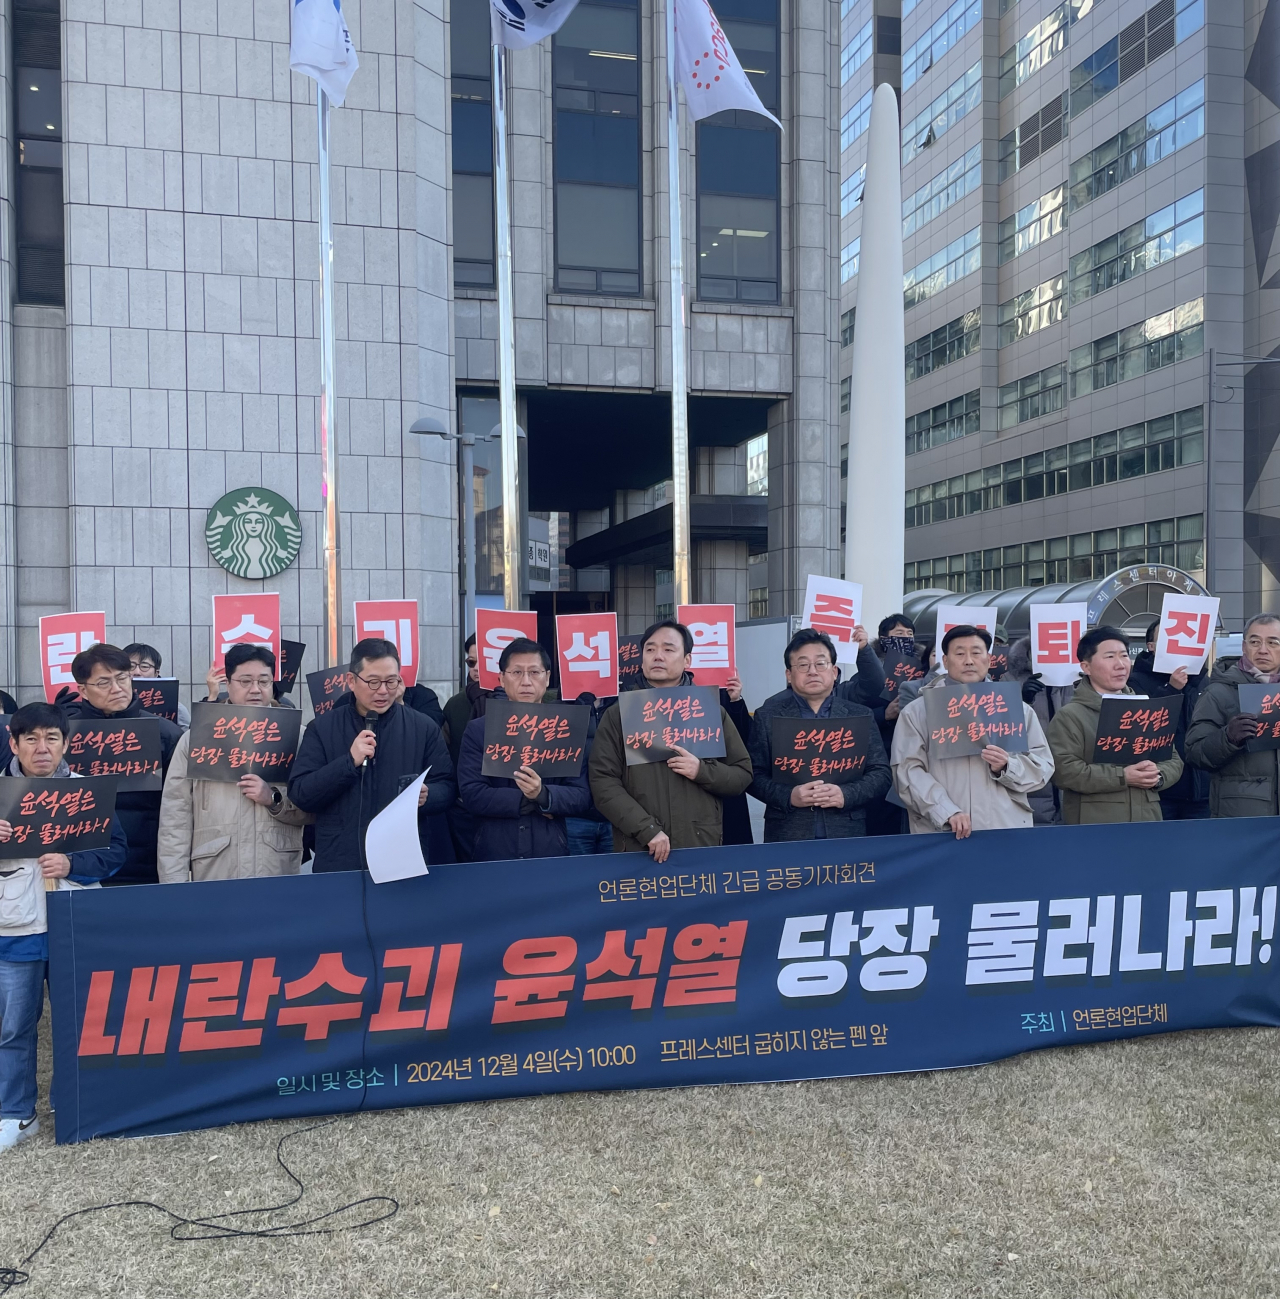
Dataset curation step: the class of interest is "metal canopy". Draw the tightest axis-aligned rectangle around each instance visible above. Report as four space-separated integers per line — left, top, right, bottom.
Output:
903 564 1213 642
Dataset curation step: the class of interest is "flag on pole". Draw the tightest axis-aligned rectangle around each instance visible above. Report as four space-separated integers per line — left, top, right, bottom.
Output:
490 0 582 49
674 0 781 128
290 0 360 106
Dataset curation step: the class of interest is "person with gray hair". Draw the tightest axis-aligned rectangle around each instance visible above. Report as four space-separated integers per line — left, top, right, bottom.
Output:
1186 613 1280 817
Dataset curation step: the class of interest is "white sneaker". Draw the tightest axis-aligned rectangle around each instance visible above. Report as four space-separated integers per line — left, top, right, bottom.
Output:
0 1117 38 1151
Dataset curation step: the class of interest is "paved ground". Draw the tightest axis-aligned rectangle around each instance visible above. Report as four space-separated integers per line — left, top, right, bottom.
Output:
2 1013 1277 1298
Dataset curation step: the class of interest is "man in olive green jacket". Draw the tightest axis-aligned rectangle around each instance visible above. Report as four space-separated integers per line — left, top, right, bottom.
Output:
589 621 753 861
1185 614 1280 817
1047 626 1183 824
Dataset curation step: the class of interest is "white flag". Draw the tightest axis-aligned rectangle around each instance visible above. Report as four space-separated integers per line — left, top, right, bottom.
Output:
674 0 781 128
490 0 583 50
290 0 360 107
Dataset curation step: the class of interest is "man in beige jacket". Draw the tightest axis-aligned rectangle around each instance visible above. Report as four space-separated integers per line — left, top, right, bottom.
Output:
158 645 311 882
892 625 1056 837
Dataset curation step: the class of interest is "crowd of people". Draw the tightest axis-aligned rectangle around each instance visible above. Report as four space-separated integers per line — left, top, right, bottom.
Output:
3 607 1280 1148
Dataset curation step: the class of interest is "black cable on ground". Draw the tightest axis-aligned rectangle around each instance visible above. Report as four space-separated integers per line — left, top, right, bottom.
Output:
0 1114 399 1294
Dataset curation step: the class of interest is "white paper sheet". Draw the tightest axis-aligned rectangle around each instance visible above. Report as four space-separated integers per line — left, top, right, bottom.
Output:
364 771 429 884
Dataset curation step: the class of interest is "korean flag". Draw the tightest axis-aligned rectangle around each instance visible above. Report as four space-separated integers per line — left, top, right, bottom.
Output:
489 0 582 50
290 0 360 107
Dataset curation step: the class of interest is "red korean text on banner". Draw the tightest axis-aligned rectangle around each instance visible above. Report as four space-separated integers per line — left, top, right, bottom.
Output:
677 604 736 689
475 608 539 691
353 600 420 687
1152 592 1219 674
1029 602 1088 688
800 575 863 666
40 611 106 703
211 593 281 679
555 612 619 699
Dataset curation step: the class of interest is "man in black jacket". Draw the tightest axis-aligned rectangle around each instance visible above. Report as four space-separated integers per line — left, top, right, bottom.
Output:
61 643 182 884
458 638 590 860
288 638 455 873
749 629 890 842
1129 618 1210 819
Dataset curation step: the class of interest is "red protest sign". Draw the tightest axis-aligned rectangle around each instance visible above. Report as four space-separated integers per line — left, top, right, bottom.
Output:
353 600 420 687
556 612 618 699
677 604 736 689
39 611 106 703
475 608 539 690
1153 593 1219 673
211 593 281 678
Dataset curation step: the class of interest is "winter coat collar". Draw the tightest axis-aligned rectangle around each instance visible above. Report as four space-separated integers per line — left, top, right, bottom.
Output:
5 754 71 778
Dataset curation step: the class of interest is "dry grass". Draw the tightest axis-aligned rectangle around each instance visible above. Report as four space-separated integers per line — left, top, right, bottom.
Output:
3 1010 1278 1298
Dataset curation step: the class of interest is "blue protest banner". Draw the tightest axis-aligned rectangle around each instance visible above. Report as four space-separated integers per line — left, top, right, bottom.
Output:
48 820 1280 1144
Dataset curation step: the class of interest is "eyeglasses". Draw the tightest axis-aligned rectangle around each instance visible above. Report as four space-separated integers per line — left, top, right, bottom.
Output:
1245 636 1280 650
791 658 832 672
503 668 548 681
130 661 156 673
86 672 133 691
354 673 402 691
229 675 273 689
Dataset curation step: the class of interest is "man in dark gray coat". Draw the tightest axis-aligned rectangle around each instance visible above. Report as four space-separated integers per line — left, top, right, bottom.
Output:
1186 614 1280 818
748 629 890 842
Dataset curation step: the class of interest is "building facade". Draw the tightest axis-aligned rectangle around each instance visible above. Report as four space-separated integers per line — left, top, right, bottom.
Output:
0 0 846 703
840 0 1280 629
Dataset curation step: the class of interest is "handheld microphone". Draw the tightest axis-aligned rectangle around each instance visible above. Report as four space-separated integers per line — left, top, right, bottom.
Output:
362 712 378 767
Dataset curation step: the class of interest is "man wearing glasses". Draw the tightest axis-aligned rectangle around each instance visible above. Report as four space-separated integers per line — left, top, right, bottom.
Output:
456 638 591 861
288 638 455 872
748 628 891 842
157 645 312 882
1187 614 1280 817
62 643 182 884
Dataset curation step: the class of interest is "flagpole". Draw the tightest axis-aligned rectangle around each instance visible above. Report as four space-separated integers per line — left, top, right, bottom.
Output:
664 0 691 608
317 87 342 668
492 39 522 612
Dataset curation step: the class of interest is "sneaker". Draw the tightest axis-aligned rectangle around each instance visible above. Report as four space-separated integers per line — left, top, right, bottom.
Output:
0 1117 38 1151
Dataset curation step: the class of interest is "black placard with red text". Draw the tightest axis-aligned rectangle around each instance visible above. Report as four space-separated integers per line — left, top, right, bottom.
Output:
923 682 1029 758
66 719 163 791
1092 696 1182 764
0 775 118 858
616 686 726 765
769 715 874 784
187 704 302 783
481 702 589 777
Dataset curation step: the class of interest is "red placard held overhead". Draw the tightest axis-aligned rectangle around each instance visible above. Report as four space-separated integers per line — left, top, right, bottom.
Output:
1029 602 1087 688
677 604 736 688
354 600 420 687
556 612 619 699
40 611 106 703
475 608 539 690
211 593 282 679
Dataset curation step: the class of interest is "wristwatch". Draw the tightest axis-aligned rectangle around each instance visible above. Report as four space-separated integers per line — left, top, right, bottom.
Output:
269 787 283 812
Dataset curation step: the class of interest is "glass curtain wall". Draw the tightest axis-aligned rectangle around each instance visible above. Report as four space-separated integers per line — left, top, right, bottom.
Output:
14 0 63 306
553 0 643 295
451 0 495 288
696 0 780 304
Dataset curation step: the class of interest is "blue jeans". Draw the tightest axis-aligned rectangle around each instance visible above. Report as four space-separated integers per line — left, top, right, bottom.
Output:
0 960 45 1119
565 818 614 856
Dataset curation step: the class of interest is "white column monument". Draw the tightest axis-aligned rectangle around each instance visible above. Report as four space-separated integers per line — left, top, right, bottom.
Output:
844 82 906 624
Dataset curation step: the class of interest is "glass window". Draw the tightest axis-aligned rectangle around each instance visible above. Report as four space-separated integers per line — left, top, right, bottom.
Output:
904 310 981 382
903 144 982 237
841 88 873 151
1070 0 1202 117
905 389 980 454
1068 79 1204 213
997 185 1066 263
841 238 861 283
903 0 982 91
554 0 641 295
841 308 856 347
997 363 1065 429
997 276 1065 348
902 60 982 164
841 19 872 84
998 93 1067 181
903 226 981 309
1069 297 1204 398
746 433 769 496
451 0 494 289
998 0 1095 100
1069 188 1204 304
15 2 65 307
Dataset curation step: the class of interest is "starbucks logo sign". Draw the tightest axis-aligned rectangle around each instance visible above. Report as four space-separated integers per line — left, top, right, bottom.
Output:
205 488 302 580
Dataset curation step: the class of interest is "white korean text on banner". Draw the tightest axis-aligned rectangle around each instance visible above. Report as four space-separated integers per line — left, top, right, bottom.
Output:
1029 603 1088 688
1153 593 1219 674
555 612 619 699
39 611 106 703
211 594 281 679
800 575 864 667
354 600 420 688
476 608 540 691
677 604 736 689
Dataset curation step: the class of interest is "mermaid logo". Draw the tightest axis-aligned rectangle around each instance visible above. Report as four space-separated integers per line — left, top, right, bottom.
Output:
205 488 302 580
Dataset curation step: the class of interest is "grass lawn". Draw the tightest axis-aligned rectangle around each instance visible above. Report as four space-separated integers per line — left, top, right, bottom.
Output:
2 1012 1276 1298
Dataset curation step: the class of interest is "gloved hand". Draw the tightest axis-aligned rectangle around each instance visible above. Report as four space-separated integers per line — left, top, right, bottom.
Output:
1226 713 1260 746
1021 673 1046 704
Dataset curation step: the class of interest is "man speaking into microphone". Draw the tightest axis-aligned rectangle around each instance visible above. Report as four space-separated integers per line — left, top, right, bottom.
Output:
289 638 455 872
